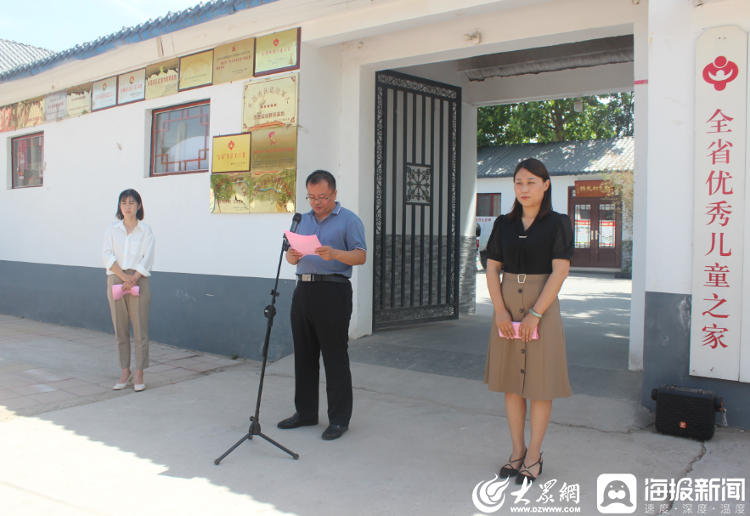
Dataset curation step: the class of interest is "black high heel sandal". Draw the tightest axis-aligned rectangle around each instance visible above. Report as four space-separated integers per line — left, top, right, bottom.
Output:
515 452 543 484
499 450 527 477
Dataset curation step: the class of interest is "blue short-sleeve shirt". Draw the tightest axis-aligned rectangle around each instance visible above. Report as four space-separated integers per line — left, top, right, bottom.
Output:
295 202 367 278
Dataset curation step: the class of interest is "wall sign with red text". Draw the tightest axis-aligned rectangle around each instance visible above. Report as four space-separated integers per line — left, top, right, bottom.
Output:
690 26 748 382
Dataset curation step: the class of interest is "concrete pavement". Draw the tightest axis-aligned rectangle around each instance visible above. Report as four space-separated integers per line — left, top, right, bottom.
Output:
1 288 748 515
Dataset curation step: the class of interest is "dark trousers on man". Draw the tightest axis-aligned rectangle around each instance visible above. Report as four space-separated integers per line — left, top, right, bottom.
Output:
290 281 353 427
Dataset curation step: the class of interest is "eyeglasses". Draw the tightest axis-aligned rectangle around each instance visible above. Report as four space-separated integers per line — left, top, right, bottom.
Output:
305 192 334 204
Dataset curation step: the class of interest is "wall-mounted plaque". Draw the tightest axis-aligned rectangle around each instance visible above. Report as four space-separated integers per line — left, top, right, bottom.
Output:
210 170 296 213
117 69 146 104
212 133 251 173
179 50 214 91
145 59 179 100
45 91 67 122
210 173 252 214
214 38 255 85
254 28 300 77
92 77 117 111
251 125 297 172
242 73 298 132
0 105 16 132
17 97 45 128
67 84 91 117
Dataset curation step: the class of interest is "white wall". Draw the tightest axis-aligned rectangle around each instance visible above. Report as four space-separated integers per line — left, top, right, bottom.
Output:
0 45 343 283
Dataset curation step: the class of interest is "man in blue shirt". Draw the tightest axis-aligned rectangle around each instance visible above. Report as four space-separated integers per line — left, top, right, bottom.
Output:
277 170 367 440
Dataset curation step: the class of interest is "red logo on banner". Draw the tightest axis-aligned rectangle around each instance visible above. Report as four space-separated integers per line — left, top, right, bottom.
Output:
228 140 235 150
703 56 739 91
273 38 279 47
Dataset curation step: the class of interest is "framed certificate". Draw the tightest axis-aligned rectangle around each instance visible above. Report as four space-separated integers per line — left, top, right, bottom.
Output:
179 50 214 91
212 133 252 173
92 77 118 111
117 69 146 104
254 28 300 77
214 38 255 84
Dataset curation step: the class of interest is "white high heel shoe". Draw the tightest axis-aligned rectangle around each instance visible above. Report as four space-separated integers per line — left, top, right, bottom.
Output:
113 372 133 390
134 381 146 392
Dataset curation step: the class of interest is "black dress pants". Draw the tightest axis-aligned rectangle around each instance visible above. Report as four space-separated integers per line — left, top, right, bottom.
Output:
290 281 353 426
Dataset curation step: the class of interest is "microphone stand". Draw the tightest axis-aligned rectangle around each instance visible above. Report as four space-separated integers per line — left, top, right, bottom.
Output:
215 231 299 464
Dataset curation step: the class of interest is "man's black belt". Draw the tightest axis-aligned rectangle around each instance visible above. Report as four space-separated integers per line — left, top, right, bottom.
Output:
297 274 350 283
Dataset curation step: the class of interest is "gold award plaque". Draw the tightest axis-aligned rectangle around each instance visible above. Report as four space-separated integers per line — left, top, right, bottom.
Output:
242 73 298 132
92 77 117 111
213 38 255 85
212 134 251 173
254 28 299 76
211 170 296 214
17 98 45 128
179 50 214 91
145 59 179 100
67 84 92 117
251 125 297 172
210 173 252 214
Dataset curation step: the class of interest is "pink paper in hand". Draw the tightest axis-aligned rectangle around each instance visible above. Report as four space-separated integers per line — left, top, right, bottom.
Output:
112 285 140 301
284 230 323 256
498 322 539 340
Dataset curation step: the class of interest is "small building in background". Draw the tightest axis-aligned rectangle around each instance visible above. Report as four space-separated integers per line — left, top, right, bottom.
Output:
476 137 633 271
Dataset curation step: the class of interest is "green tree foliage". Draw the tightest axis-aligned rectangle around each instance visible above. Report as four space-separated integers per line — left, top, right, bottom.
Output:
477 93 634 146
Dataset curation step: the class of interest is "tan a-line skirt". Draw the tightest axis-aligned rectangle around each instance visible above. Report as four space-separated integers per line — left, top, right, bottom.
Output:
484 273 572 401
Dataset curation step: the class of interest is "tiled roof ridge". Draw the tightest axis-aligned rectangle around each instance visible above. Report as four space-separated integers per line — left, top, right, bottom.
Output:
0 0 275 84
477 135 633 150
0 38 55 54
477 136 635 178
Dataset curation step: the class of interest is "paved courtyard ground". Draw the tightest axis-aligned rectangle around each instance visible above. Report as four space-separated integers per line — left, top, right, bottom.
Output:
0 274 747 516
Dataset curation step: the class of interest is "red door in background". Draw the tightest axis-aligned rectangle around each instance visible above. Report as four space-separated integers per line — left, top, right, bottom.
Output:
568 183 622 268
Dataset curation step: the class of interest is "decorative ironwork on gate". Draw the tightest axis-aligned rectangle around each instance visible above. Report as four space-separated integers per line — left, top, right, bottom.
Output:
373 70 461 330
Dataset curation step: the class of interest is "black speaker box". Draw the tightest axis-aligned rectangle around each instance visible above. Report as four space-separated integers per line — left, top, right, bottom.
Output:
651 385 723 441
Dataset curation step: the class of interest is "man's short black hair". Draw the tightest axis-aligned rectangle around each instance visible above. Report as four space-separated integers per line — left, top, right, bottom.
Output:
306 170 336 191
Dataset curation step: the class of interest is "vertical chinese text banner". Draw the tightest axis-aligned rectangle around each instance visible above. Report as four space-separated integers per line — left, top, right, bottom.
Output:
690 26 747 381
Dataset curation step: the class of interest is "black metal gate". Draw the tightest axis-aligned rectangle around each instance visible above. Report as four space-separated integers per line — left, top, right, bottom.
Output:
373 71 461 330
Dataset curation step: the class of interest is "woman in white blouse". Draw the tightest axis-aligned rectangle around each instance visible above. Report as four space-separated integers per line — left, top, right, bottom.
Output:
102 189 155 392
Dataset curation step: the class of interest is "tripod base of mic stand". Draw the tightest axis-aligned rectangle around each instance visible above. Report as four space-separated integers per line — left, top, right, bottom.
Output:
214 417 299 464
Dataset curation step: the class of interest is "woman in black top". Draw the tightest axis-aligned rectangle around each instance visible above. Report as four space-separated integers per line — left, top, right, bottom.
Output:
483 158 574 484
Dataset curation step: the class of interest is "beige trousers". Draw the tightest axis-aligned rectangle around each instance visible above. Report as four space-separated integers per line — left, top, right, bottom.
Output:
106 271 150 370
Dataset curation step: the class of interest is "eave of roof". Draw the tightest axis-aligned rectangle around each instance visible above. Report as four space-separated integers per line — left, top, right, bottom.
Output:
0 0 278 85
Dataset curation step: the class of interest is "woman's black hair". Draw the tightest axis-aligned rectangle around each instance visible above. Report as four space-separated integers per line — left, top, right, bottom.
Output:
116 189 144 220
507 158 552 222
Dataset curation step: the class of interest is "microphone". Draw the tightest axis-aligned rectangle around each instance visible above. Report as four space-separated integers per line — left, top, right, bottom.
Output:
284 213 302 251
289 212 302 234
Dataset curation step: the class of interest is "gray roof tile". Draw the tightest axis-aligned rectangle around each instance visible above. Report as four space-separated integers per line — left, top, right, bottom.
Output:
477 137 634 178
0 0 278 84
0 39 56 73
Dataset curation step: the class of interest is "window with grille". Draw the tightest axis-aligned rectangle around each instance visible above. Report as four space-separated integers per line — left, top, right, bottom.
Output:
476 193 501 216
12 133 44 188
151 101 210 175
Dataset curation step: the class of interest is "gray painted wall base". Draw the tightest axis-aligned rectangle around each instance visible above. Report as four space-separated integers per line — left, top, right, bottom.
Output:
0 260 295 362
642 291 750 430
